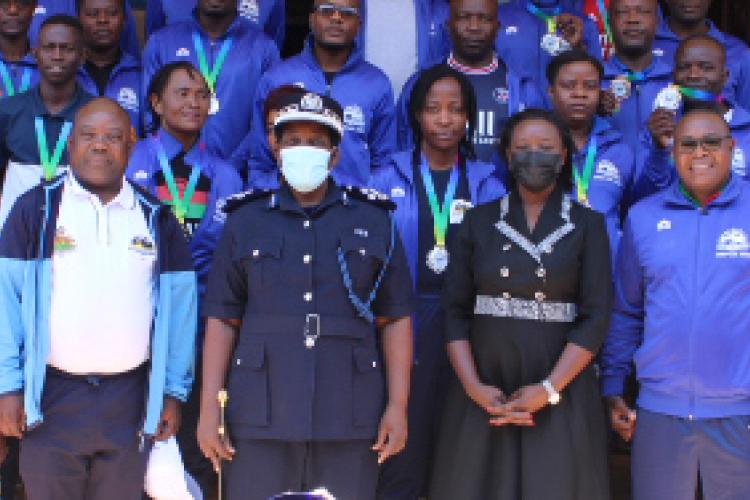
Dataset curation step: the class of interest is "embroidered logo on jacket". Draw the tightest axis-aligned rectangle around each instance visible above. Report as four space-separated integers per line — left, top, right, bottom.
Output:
732 148 746 177
117 87 139 112
176 48 190 57
54 227 76 252
716 228 750 258
343 105 365 133
239 0 259 21
593 159 621 186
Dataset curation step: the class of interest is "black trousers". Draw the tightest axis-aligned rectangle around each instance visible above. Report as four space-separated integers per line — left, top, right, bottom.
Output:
377 296 450 500
226 439 378 500
20 366 149 500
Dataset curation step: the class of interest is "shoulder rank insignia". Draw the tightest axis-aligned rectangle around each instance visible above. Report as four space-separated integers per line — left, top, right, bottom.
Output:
221 189 274 215
343 186 396 211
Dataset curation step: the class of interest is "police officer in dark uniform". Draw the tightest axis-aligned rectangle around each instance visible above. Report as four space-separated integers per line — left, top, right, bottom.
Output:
197 89 414 500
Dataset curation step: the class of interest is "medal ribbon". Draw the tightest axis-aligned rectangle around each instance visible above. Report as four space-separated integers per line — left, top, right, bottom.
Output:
35 118 72 181
678 86 725 104
192 32 233 95
573 137 597 203
153 136 203 223
419 158 459 248
596 0 614 49
0 62 30 97
526 2 562 33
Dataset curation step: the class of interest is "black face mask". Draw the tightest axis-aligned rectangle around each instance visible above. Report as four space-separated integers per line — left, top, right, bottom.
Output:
509 150 563 193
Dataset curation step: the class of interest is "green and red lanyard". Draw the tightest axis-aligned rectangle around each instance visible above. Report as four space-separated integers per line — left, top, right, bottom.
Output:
574 136 598 205
419 157 459 251
595 0 614 53
679 183 722 208
526 2 562 34
35 117 72 181
153 135 203 224
192 32 233 98
0 60 30 98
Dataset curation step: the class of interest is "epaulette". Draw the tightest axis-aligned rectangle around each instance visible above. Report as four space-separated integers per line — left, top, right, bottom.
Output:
221 189 274 215
343 185 396 211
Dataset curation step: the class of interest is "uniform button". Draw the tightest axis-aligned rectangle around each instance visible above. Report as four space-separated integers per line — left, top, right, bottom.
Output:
535 291 546 301
503 243 511 252
372 361 377 368
500 267 509 278
236 359 242 366
304 292 313 302
252 249 260 257
303 220 311 228
536 267 546 278
502 292 511 299
359 248 366 256
303 254 312 264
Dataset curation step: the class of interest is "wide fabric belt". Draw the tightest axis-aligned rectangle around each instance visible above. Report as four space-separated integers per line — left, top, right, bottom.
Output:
474 295 577 323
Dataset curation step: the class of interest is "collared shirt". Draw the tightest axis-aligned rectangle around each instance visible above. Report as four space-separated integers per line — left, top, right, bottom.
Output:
0 84 93 169
203 181 413 440
48 173 154 374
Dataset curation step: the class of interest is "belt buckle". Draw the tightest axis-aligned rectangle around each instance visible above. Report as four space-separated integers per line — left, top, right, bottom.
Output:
304 313 321 349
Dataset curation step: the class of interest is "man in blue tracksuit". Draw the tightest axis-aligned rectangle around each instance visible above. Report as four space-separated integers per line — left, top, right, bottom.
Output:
0 0 39 99
30 0 140 58
601 0 671 157
0 97 197 499
396 0 546 161
601 107 750 500
146 0 286 50
142 0 280 163
494 0 603 92
637 35 750 198
240 0 396 188
77 0 142 134
654 0 750 111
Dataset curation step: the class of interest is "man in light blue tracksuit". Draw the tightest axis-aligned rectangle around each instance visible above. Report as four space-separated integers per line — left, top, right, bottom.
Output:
601 108 750 500
494 0 603 91
0 98 197 499
146 0 286 50
636 35 750 199
30 0 139 57
142 0 280 163
653 0 750 111
239 1 396 188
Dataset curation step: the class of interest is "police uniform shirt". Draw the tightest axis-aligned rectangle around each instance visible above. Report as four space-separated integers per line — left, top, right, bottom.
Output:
203 181 413 441
415 163 471 295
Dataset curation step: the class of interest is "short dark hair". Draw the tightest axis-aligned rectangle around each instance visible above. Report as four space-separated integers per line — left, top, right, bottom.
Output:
408 63 478 163
546 49 604 85
39 14 84 39
678 106 732 135
499 108 575 192
76 0 126 13
145 61 208 135
676 34 727 66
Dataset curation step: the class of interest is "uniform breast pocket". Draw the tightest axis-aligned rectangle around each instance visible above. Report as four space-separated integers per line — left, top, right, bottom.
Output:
226 339 269 427
233 236 283 291
339 233 387 295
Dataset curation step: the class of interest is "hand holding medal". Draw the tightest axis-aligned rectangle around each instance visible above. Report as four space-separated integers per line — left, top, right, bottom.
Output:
527 3 569 56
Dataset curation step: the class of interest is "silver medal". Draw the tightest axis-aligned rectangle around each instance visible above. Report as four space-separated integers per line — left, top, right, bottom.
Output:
209 94 220 115
654 85 682 112
426 245 449 274
541 33 562 55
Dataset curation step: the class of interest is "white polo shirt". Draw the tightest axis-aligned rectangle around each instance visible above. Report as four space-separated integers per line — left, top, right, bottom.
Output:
48 173 155 374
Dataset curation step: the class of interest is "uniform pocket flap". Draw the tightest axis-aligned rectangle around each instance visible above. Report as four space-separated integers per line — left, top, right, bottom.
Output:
234 339 265 369
353 347 380 372
233 236 283 260
339 234 387 261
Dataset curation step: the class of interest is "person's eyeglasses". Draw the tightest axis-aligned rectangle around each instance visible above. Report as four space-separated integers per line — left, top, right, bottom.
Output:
676 135 732 153
313 4 359 19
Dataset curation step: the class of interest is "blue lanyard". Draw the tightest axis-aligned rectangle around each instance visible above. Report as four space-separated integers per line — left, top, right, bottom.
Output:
419 156 460 248
0 61 30 97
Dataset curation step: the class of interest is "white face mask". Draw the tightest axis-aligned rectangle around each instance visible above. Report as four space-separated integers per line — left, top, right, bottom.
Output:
280 145 332 193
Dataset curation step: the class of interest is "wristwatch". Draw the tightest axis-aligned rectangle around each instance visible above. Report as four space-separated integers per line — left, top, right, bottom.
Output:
541 379 561 405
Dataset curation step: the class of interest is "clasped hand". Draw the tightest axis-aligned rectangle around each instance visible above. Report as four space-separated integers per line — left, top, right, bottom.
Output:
468 383 549 427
